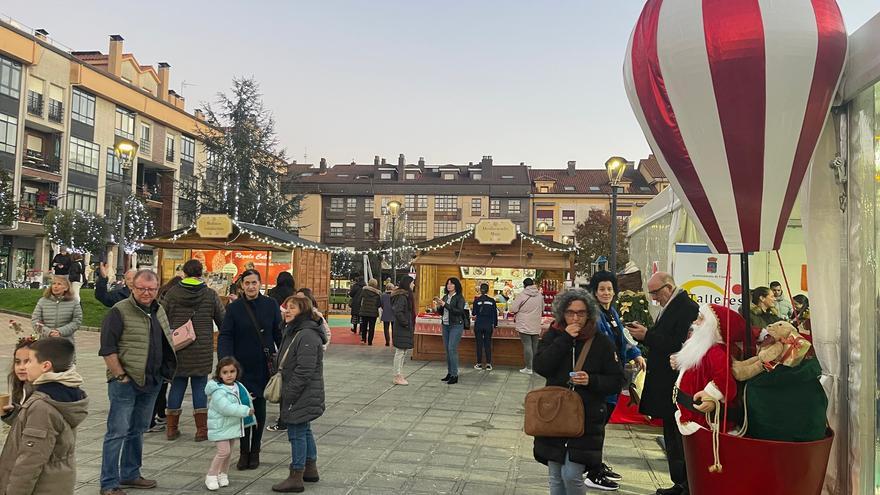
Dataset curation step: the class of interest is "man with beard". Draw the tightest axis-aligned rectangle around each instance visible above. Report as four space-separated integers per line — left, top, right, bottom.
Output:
671 304 744 435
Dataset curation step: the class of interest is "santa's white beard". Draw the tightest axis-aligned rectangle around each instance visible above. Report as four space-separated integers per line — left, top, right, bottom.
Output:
675 311 722 373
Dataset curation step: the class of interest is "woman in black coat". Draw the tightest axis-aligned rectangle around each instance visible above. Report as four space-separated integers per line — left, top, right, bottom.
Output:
218 269 282 470
533 289 624 494
434 277 467 384
391 276 416 385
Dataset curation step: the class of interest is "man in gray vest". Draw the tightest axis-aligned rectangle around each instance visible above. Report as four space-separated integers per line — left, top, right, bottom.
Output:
98 269 176 495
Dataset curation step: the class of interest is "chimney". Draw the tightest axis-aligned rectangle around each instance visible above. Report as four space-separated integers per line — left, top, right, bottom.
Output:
34 29 49 41
397 154 405 180
567 160 576 176
319 158 327 173
481 155 493 166
418 157 425 167
374 155 380 166
176 94 185 110
398 153 405 167
108 35 124 77
380 158 386 165
158 62 170 103
194 108 204 121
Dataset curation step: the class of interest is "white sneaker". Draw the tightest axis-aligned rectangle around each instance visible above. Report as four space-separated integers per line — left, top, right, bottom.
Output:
218 473 229 487
519 368 533 375
474 364 483 370
205 475 220 491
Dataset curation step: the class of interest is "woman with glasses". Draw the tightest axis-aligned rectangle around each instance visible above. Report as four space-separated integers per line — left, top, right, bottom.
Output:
532 289 624 494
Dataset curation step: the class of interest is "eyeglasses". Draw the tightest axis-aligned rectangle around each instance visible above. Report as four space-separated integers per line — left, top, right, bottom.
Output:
134 286 158 293
648 284 670 296
564 310 589 318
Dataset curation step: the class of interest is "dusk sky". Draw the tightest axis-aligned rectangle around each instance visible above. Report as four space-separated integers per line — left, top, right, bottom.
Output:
3 1 876 170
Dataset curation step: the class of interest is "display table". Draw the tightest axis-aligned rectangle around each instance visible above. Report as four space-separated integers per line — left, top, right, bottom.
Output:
412 315 552 367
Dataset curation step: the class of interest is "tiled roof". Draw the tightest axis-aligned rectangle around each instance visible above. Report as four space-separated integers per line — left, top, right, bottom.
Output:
637 154 666 179
529 167 658 195
284 162 530 186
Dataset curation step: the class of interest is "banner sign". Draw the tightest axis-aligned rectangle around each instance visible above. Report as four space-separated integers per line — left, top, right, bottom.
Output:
672 244 743 310
192 249 291 283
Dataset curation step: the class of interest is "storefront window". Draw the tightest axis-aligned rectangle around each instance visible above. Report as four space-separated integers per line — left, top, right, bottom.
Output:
13 248 34 282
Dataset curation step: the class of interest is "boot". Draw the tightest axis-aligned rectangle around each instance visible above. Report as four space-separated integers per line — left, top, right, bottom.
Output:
193 409 208 442
271 468 304 493
248 449 260 469
303 458 319 482
236 445 250 471
165 408 181 440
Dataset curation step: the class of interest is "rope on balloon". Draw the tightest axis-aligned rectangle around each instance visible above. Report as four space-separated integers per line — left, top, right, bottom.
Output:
704 396 723 473
775 250 797 316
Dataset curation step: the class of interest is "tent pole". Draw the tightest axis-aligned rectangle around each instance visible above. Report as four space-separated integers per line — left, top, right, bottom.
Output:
740 253 752 359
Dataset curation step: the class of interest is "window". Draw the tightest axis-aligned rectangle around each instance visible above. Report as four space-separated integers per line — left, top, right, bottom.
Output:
329 222 343 237
640 186 652 192
0 114 17 154
27 90 43 115
115 107 135 139
181 136 195 162
471 198 482 216
589 186 601 192
472 173 482 181
140 123 151 150
364 200 373 214
0 57 21 99
71 88 95 125
539 186 550 193
106 148 123 180
502 175 514 179
409 220 427 238
536 209 554 227
346 198 357 212
364 222 375 237
330 197 344 212
345 222 357 236
434 195 457 212
165 135 175 161
404 194 427 212
509 199 521 214
380 172 392 180
562 210 575 224
66 186 98 212
68 137 100 174
563 186 576 192
443 173 455 180
434 221 459 236
405 172 416 180
490 199 501 217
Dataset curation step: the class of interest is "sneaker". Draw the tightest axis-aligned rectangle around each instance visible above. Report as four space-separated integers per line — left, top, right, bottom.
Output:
519 367 533 375
266 423 287 432
146 423 165 433
584 471 619 491
218 473 229 487
485 363 493 371
393 374 409 385
601 462 622 481
154 416 167 425
474 364 483 370
205 475 219 491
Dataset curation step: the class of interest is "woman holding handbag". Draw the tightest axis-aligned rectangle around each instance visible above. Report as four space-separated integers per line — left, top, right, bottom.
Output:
271 294 327 493
218 269 282 470
532 289 624 494
434 277 466 384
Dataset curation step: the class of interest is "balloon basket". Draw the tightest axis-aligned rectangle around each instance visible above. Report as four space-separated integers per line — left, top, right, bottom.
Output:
682 428 833 495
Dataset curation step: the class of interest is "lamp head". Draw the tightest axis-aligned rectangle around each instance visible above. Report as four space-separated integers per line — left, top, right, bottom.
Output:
387 200 402 216
604 156 629 185
537 221 548 233
114 137 138 167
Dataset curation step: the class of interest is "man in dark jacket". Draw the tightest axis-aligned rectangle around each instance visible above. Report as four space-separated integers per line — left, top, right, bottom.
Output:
95 263 136 308
218 269 282 470
51 246 71 276
472 283 498 370
348 276 365 334
627 272 699 495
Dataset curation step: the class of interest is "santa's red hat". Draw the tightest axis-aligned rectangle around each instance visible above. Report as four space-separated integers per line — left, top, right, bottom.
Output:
707 304 746 347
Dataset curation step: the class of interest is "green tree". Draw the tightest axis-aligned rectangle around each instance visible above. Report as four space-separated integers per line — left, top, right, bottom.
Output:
572 209 629 275
108 194 156 254
0 169 16 228
43 209 109 254
179 77 302 229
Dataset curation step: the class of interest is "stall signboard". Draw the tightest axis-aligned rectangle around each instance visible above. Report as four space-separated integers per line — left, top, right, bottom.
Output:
191 249 291 283
474 219 517 245
459 266 536 280
672 244 743 310
196 214 233 239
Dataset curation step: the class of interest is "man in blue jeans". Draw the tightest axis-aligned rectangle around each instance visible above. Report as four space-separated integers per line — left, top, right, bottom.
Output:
98 269 177 495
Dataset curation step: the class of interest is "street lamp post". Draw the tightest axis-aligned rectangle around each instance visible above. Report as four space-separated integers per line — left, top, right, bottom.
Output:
114 138 137 281
387 200 402 284
604 156 629 274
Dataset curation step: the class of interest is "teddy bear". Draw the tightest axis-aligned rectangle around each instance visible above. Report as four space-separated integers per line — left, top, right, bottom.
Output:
731 320 811 381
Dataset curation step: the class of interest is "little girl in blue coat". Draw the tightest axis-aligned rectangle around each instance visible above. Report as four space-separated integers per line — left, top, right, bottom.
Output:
204 357 256 491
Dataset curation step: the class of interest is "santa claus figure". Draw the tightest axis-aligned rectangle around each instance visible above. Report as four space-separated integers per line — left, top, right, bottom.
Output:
671 304 745 435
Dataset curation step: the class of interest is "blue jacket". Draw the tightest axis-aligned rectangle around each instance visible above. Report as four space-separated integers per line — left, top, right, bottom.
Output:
471 294 498 329
597 306 641 405
218 295 283 398
205 380 256 441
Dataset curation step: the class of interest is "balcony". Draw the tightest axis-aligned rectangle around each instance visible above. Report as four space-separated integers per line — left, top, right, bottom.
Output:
22 149 61 177
17 201 52 223
26 91 43 116
407 210 427 220
434 208 462 221
47 99 63 123
139 139 151 154
165 149 175 162
138 183 163 206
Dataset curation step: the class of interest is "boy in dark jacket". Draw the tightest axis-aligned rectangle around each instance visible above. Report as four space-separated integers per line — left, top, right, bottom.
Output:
0 337 88 495
472 283 498 370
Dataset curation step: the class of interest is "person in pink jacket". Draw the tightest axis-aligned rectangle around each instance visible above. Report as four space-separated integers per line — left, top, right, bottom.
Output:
508 278 544 374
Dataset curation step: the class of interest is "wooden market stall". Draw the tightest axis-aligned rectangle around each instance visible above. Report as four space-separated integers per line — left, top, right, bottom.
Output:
141 214 331 313
411 219 576 366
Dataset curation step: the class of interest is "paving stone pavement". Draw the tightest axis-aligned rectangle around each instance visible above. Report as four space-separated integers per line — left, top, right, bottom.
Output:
0 312 671 494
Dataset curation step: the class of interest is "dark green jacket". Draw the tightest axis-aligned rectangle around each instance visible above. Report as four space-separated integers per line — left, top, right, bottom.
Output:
107 297 176 387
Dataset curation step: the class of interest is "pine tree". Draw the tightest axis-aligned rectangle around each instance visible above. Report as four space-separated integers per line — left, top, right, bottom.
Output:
180 77 302 229
0 168 16 228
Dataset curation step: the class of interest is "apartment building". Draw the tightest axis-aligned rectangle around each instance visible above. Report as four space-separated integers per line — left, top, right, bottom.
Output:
0 21 206 281
283 155 531 250
529 156 668 244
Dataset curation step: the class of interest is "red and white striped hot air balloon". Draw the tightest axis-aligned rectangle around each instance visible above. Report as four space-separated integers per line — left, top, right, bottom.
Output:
624 0 847 254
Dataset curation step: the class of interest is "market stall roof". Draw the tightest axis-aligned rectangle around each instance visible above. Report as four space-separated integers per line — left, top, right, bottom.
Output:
411 225 575 270
141 218 328 252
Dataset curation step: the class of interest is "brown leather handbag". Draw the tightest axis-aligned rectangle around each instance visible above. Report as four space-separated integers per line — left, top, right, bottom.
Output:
524 336 593 438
